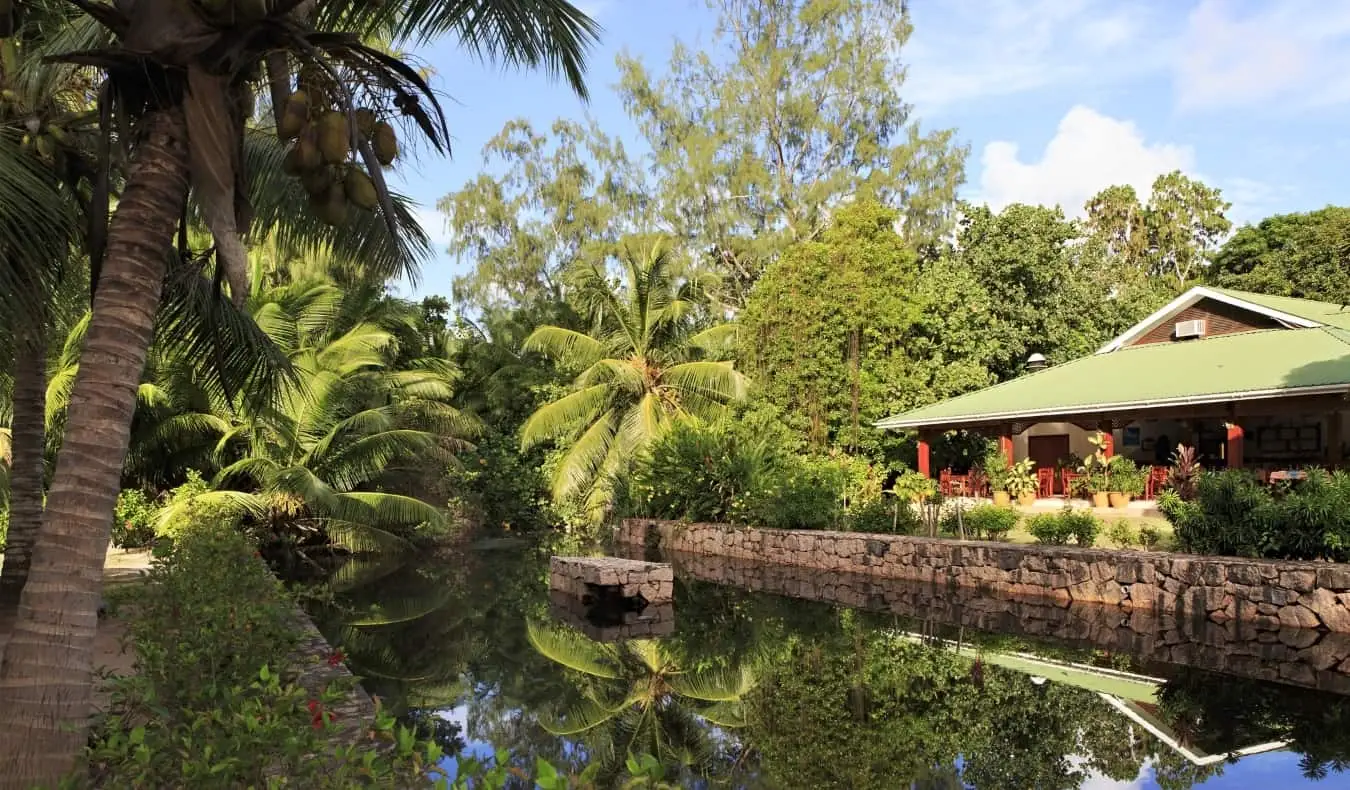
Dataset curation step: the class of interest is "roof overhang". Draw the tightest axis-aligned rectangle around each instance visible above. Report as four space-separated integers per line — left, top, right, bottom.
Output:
874 383 1350 431
1096 286 1322 354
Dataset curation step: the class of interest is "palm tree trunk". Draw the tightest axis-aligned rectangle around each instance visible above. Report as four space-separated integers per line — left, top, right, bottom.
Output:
0 328 48 616
0 106 190 788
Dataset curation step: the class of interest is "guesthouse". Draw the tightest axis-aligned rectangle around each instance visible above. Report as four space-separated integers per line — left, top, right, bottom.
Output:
876 286 1350 500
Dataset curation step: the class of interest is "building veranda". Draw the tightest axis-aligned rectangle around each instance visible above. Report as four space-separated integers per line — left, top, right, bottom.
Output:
877 286 1350 505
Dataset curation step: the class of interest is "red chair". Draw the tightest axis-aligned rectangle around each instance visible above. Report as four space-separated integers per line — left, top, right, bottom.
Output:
949 474 971 497
939 469 953 496
1061 469 1082 498
1145 466 1170 499
1036 467 1055 498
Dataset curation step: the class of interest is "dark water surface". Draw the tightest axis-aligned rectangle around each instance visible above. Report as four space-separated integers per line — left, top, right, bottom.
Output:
303 539 1350 789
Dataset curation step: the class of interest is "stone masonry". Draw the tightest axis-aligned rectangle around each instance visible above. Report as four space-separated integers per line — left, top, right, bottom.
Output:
550 555 675 604
614 546 1350 695
617 519 1350 633
548 590 676 642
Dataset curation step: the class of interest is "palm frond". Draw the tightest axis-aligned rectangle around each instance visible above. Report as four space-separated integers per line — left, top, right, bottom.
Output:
323 0 600 100
525 620 622 679
519 384 610 448
325 520 417 554
344 590 453 627
666 666 757 703
551 409 616 502
522 325 606 369
661 361 748 407
335 491 444 529
538 697 622 736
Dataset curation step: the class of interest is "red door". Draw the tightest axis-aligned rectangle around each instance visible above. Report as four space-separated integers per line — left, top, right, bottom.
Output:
1027 434 1072 494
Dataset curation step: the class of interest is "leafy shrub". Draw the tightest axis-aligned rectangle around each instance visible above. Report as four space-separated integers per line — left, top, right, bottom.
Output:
1027 508 1100 546
446 430 559 532
743 455 846 530
85 525 449 787
1104 519 1140 549
962 504 1020 540
122 524 297 701
1139 523 1164 550
153 470 240 541
621 419 777 524
112 489 158 548
1160 468 1350 561
844 498 919 535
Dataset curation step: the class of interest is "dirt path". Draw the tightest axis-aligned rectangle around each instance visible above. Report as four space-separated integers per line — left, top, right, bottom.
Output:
0 546 152 713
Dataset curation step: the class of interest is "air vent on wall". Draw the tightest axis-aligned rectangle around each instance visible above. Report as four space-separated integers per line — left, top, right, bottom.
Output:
1174 319 1207 339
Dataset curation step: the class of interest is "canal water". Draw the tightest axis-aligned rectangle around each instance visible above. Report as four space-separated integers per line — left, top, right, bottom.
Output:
303 538 1350 789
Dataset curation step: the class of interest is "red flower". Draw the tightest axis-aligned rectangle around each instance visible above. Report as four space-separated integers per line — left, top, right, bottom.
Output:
308 699 338 729
327 650 345 667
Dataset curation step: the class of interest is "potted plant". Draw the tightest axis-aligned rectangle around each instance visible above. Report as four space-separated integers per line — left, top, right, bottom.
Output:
1105 456 1142 508
983 451 1012 506
1006 458 1038 506
1078 433 1113 508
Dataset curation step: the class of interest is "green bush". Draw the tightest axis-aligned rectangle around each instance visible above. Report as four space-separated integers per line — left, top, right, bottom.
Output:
962 504 1020 540
844 498 920 535
84 525 448 787
1104 519 1140 549
1027 508 1100 546
621 418 778 524
112 489 158 548
153 470 238 541
1159 468 1350 560
743 455 846 530
446 430 559 532
1139 523 1164 551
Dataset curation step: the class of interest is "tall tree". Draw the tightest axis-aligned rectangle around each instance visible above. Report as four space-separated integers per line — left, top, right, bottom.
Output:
739 199 920 454
1083 171 1231 288
618 0 966 307
440 119 644 310
0 3 599 784
1207 207 1350 303
442 0 968 313
520 236 746 522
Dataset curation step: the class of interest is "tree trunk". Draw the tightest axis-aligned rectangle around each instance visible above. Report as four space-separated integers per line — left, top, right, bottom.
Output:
0 107 190 788
0 328 48 616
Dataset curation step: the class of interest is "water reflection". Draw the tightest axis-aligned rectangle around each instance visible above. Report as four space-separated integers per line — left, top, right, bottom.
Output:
302 540 1350 789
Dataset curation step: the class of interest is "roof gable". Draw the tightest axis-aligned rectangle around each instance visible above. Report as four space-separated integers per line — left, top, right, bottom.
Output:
1097 286 1322 354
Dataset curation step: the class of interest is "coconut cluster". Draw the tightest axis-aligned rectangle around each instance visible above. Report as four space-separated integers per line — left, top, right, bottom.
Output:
277 67 398 226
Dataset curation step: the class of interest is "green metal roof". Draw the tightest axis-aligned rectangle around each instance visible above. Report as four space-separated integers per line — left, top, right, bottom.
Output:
1207 288 1350 330
876 327 1350 430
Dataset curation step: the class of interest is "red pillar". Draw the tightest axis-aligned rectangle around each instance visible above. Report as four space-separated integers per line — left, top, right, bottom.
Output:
917 434 932 478
1097 421 1114 458
1226 422 1244 469
999 434 1014 466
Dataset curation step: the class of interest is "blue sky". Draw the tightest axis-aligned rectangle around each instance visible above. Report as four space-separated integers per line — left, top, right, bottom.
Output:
391 0 1350 299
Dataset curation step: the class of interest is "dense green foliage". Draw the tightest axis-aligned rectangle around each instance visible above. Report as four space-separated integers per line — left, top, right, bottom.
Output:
1208 207 1350 302
1160 469 1350 560
959 504 1020 540
1026 508 1102 546
86 527 447 787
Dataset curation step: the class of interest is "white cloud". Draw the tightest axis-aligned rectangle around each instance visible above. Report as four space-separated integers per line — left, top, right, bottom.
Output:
1175 0 1350 111
904 0 1171 110
975 106 1193 217
412 205 453 250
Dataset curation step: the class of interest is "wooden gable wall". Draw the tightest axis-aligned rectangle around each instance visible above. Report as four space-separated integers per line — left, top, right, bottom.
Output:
1128 298 1283 347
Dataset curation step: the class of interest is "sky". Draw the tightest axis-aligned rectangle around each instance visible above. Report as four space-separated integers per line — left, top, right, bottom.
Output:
391 0 1350 299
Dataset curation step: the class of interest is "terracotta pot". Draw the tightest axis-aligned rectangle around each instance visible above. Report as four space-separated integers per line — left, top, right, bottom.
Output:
1108 492 1129 509
1017 492 1037 507
1091 492 1110 509
992 491 1012 507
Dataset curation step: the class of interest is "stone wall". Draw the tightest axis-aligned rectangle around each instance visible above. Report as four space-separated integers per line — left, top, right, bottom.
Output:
617 519 1350 633
620 548 1350 695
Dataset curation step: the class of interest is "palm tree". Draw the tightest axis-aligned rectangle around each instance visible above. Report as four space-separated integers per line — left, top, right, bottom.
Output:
0 4 599 783
0 3 91 614
520 236 746 522
156 275 477 558
526 620 755 783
